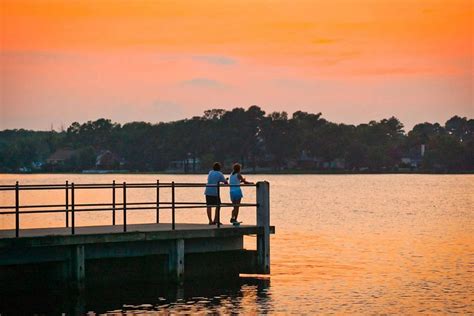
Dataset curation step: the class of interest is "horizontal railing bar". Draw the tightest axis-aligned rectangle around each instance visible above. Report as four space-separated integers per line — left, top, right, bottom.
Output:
0 201 217 210
0 182 257 186
0 183 257 191
0 184 66 188
0 186 66 191
0 201 257 210
0 203 258 215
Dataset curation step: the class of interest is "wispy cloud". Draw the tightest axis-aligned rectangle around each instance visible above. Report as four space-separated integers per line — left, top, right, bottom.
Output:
0 50 77 61
192 55 237 65
355 67 436 76
180 78 227 88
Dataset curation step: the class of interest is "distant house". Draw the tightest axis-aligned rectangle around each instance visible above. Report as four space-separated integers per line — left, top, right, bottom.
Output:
401 144 425 169
95 150 123 170
322 158 346 169
168 158 201 173
46 149 77 165
296 150 322 169
31 161 43 170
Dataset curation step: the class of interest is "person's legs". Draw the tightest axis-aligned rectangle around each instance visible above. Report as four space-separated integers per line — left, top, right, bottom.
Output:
231 198 241 222
206 195 215 224
213 206 221 224
207 207 213 224
214 196 221 224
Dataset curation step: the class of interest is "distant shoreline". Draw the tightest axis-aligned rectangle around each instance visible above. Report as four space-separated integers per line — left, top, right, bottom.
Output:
1 170 473 175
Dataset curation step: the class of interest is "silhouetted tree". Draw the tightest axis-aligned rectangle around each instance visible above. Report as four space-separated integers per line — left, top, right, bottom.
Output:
0 109 472 172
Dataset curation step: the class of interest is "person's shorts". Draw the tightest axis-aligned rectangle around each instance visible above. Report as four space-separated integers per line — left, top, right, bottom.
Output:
230 190 243 202
205 195 221 206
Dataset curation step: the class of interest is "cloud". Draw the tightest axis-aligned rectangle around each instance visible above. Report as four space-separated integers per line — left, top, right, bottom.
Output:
354 67 436 76
0 50 77 61
180 78 227 88
192 55 237 65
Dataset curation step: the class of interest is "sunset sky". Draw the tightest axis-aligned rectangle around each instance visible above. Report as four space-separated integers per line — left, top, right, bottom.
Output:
1 0 472 130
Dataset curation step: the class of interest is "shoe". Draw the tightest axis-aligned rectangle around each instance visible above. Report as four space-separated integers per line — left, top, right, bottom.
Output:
230 218 236 223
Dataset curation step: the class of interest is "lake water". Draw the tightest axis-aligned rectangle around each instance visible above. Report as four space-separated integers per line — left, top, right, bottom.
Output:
1 174 473 314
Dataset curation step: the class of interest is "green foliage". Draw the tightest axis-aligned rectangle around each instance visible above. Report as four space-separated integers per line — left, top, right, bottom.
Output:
0 110 472 172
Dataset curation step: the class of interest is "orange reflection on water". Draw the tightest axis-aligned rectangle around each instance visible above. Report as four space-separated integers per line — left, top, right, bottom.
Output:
0 174 472 314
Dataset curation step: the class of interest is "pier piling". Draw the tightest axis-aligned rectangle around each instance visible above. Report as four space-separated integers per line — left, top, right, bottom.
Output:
257 181 270 274
168 239 185 282
69 245 85 291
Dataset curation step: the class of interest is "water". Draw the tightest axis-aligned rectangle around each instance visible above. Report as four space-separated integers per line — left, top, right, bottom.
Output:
1 174 473 314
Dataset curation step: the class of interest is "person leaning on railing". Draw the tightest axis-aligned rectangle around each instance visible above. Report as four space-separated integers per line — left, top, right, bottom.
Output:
204 162 228 225
229 163 253 225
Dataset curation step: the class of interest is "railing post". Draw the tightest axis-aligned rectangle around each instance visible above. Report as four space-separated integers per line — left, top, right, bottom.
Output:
71 183 75 235
171 181 175 230
256 181 270 274
112 180 116 225
15 181 19 238
216 182 221 228
65 181 69 228
123 182 127 232
156 180 160 223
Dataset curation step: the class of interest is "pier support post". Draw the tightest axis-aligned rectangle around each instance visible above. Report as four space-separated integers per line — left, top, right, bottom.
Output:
256 181 270 274
168 239 185 282
68 245 85 291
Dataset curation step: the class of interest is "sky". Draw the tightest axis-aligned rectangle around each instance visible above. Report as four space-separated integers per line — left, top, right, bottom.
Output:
1 0 472 131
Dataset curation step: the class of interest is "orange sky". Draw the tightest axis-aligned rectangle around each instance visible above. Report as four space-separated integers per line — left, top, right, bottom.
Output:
1 0 472 130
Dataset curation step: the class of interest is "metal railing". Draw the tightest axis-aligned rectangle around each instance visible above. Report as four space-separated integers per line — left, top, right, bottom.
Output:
0 181 259 237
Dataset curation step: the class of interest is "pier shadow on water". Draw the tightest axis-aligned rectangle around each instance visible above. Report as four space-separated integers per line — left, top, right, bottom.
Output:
0 268 272 315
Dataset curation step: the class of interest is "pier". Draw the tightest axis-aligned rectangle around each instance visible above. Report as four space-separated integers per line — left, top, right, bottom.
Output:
0 181 274 290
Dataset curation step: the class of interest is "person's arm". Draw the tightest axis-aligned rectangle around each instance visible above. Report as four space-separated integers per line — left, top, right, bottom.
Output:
238 173 253 184
220 173 228 184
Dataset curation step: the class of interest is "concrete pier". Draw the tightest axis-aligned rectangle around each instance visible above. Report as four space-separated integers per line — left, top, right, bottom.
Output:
0 224 274 288
0 181 274 288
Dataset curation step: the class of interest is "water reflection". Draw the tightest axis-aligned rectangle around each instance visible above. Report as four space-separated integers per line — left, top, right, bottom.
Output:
1 174 473 314
114 278 271 315
0 276 272 315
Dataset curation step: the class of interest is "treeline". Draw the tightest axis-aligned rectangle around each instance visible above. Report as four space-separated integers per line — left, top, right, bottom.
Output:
0 106 473 172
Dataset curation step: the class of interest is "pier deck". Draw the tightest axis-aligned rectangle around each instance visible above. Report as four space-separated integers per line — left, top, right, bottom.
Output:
0 222 274 240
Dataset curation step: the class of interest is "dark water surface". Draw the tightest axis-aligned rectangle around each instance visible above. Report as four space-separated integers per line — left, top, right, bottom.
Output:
1 174 473 314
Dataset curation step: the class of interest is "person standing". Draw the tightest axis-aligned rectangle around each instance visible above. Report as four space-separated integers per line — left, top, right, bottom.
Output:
229 163 252 225
204 162 228 225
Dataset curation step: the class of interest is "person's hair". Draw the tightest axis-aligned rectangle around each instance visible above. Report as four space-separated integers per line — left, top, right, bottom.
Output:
232 163 241 175
213 162 221 171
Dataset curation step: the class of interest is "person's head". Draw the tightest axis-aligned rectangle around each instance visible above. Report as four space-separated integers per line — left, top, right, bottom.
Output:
232 163 241 174
212 162 221 171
